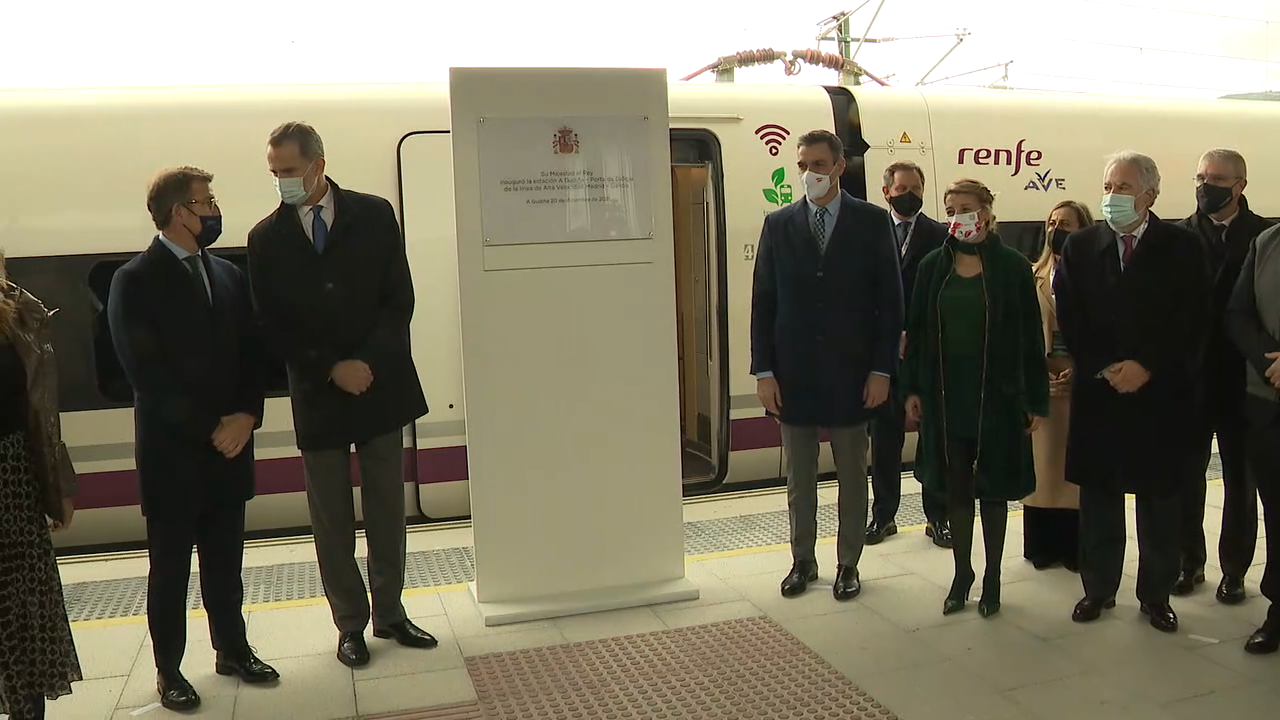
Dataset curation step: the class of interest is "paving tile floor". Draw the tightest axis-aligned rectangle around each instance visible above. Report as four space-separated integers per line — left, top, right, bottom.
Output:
15 480 1280 720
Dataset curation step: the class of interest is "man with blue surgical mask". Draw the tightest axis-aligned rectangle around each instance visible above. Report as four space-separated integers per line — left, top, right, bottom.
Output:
246 122 436 668
750 129 904 603
1053 150 1212 634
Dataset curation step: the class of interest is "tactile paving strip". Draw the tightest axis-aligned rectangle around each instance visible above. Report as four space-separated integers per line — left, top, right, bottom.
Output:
462 616 897 720
61 457 1224 624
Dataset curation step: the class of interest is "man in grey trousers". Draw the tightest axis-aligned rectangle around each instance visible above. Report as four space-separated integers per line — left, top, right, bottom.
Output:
247 121 436 667
749 130 904 601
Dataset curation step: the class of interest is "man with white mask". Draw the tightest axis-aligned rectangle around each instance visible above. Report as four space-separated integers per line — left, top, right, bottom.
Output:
750 129 904 601
246 122 436 667
1053 150 1211 633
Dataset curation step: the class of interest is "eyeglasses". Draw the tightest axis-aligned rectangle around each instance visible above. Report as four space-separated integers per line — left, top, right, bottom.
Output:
1194 174 1240 186
188 197 219 210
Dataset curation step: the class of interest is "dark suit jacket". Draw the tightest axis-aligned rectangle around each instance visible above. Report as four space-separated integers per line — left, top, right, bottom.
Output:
749 191 904 427
899 213 947 318
247 177 428 451
1177 196 1275 422
107 237 266 518
1054 214 1212 495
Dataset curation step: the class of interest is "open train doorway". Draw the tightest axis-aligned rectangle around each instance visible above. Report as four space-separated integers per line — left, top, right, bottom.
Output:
670 133 729 490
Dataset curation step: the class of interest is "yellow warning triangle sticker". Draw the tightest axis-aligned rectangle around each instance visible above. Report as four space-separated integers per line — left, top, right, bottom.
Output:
900 132 912 144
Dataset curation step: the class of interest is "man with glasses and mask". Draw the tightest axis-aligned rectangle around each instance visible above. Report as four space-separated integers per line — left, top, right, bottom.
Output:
1173 149 1275 604
866 161 952 550
247 122 435 669
108 167 278 711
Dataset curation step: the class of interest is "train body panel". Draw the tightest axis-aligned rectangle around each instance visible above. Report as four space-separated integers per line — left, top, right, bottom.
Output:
2 81 1277 551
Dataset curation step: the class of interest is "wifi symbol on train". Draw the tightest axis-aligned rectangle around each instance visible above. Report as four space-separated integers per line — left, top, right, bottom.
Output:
755 124 791 156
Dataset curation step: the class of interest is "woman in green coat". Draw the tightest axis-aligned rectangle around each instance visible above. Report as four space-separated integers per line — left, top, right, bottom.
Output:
901 178 1050 618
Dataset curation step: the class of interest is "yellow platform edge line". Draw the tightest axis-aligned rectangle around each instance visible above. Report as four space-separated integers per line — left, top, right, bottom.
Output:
69 513 1036 629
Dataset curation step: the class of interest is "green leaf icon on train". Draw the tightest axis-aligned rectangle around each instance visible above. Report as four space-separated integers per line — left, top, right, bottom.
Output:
763 168 793 206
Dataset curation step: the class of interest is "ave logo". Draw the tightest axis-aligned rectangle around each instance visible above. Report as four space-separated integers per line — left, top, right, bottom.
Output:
1024 169 1067 192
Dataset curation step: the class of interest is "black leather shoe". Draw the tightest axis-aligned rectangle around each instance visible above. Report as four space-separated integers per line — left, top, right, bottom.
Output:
1172 567 1205 596
833 565 861 601
337 631 370 667
1244 624 1280 654
1140 602 1179 633
865 520 897 546
157 671 200 711
925 521 954 548
1216 576 1246 605
372 620 439 649
780 561 818 598
215 648 280 683
1071 596 1116 623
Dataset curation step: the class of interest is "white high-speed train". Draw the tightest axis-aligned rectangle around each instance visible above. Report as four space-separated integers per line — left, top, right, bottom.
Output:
2 81 1276 553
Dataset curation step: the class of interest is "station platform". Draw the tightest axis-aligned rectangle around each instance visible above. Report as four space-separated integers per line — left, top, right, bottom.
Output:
31 467 1278 720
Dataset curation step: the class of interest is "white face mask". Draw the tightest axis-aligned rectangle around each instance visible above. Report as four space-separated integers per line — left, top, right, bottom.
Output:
273 160 317 205
947 211 982 242
801 170 834 202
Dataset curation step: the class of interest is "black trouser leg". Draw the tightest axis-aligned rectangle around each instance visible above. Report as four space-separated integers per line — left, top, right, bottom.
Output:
869 387 905 526
1215 414 1257 578
145 514 197 673
1079 483 1126 601
1179 422 1211 572
1134 492 1181 606
195 503 249 655
1246 420 1280 627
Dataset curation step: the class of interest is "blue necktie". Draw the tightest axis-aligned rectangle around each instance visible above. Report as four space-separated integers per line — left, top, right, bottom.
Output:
312 206 328 253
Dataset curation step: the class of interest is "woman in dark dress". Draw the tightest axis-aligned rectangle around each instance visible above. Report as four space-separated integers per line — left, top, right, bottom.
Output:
0 252 83 719
901 179 1050 618
1024 201 1096 572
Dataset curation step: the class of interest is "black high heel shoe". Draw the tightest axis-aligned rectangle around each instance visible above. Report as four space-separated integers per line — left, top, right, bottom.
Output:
978 572 1001 618
943 570 975 615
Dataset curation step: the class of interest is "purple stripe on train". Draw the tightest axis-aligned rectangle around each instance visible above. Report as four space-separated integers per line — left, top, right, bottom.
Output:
74 418 786 510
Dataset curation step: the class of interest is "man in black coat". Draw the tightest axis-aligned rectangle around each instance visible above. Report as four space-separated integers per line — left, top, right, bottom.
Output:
866 160 952 549
750 129 904 602
1054 150 1212 634
1223 222 1280 655
108 167 279 711
247 122 435 668
1172 148 1274 602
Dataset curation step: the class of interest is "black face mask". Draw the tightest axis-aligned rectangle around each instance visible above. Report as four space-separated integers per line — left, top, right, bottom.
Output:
186 211 223 249
888 192 923 218
1049 227 1070 256
1196 183 1235 215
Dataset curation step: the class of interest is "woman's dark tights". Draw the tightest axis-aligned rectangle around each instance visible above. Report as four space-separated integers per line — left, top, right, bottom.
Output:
945 437 1009 609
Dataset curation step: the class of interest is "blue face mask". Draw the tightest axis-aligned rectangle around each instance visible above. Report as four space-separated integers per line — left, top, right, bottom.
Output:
194 215 223 248
273 161 316 205
1101 193 1140 230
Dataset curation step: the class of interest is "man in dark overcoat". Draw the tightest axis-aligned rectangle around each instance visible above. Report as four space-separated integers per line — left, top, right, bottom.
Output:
1172 148 1274 601
108 167 279 711
1054 150 1211 634
247 122 435 668
750 129 903 602
867 159 952 549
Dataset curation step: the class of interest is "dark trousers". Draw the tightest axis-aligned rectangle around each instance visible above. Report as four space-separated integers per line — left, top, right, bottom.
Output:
870 385 947 526
146 503 248 672
1079 480 1180 605
1179 412 1256 576
301 429 408 633
1244 420 1280 626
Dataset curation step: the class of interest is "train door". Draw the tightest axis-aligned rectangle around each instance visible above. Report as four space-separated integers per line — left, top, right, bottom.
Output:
670 133 729 489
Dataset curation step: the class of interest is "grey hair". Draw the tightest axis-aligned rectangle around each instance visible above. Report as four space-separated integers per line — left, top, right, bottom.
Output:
1103 150 1161 196
1199 148 1247 180
268 121 325 161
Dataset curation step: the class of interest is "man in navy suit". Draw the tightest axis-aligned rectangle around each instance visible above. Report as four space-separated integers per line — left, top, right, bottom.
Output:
750 130 904 601
866 160 953 549
108 167 278 711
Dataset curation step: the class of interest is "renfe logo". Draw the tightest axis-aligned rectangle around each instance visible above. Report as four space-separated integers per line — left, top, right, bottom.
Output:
957 139 1043 177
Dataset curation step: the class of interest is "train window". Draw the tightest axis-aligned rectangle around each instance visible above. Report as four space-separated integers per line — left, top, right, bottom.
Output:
5 249 288 413
997 221 1046 260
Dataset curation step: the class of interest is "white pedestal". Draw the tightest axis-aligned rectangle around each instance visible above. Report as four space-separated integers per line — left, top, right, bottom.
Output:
448 67 697 625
